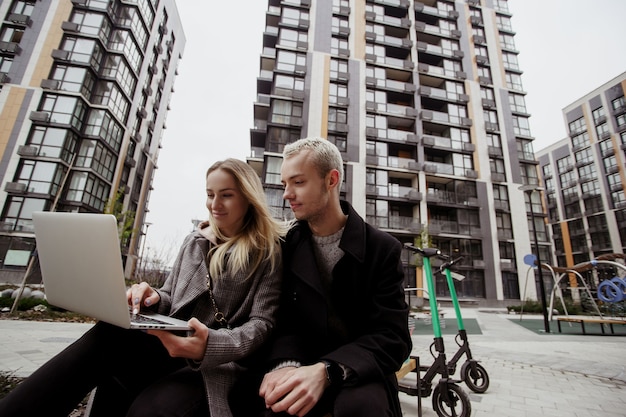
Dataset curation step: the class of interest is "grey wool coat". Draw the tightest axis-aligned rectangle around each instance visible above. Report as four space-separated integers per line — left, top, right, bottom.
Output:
155 231 281 417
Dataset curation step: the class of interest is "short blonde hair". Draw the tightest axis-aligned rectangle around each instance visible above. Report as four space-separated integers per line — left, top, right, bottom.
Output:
283 137 344 184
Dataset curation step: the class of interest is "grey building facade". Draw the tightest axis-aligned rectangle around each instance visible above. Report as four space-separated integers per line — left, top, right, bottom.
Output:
0 0 185 281
247 0 547 306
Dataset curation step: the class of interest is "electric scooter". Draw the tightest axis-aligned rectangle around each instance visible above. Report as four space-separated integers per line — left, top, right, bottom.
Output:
435 255 490 393
404 244 472 417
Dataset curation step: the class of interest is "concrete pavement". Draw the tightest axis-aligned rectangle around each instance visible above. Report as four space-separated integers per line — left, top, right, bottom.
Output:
1 308 625 416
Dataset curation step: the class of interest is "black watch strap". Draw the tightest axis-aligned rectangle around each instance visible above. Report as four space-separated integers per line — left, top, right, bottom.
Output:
322 360 343 386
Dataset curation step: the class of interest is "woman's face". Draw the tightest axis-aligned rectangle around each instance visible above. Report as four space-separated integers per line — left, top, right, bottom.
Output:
206 168 250 238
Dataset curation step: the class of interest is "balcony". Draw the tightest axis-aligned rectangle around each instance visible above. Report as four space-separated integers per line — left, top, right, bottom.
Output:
419 85 469 103
0 41 21 54
415 20 461 39
365 53 414 70
367 155 415 170
365 31 412 49
415 2 459 20
416 41 463 60
366 76 415 93
366 101 418 118
365 11 411 29
417 62 466 80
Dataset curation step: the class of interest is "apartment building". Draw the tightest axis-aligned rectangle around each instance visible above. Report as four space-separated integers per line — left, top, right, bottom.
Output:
537 71 626 268
247 0 547 305
0 0 185 282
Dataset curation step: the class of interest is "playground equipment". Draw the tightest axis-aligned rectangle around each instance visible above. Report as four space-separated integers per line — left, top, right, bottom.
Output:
403 244 472 417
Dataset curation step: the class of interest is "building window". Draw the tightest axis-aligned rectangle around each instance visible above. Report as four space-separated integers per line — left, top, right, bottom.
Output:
84 109 123 152
281 7 309 28
9 0 36 16
65 171 110 212
512 115 531 136
577 164 595 182
542 163 552 178
496 212 513 239
75 140 116 181
40 94 87 129
498 33 516 50
571 131 589 149
271 100 303 125
505 72 523 91
276 50 306 73
502 52 519 71
330 58 348 80
556 155 572 172
519 165 538 190
264 156 282 185
568 117 585 135
328 134 347 153
267 127 301 153
15 160 63 194
328 82 348 105
0 26 24 43
278 28 308 49
574 147 593 165
27 126 77 160
328 107 347 132
516 139 534 160
509 94 527 113
274 74 305 96
611 96 626 112
331 36 349 56
3 196 46 232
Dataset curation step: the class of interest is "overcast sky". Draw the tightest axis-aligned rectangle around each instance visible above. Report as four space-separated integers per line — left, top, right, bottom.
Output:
142 0 626 265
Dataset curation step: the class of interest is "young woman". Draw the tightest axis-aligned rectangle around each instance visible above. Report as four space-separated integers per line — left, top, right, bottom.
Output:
0 158 287 417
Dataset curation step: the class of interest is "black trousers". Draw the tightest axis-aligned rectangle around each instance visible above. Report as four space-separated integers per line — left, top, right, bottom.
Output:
231 371 393 417
0 322 208 417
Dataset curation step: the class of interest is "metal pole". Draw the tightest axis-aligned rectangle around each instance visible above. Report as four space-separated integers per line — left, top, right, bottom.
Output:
138 222 151 279
526 189 551 333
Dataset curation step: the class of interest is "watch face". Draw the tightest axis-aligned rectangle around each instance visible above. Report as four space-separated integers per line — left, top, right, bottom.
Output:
325 361 342 385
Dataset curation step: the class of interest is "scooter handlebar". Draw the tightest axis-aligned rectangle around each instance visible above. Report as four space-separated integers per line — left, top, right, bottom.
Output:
403 243 443 258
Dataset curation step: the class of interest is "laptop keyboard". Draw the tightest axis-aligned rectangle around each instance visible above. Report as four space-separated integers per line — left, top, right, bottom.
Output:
131 314 171 325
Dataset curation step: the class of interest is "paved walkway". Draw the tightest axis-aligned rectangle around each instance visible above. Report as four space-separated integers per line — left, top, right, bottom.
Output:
1 308 626 416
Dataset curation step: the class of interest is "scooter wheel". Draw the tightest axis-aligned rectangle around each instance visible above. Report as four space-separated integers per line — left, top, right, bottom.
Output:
432 383 471 417
462 361 490 393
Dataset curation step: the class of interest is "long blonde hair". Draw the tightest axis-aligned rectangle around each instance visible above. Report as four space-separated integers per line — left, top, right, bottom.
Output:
205 159 288 279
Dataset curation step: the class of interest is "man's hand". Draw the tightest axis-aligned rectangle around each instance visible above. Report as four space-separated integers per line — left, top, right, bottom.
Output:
260 363 329 416
148 318 209 361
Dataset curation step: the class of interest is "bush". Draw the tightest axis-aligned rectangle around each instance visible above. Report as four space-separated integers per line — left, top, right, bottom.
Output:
0 370 22 400
0 296 58 311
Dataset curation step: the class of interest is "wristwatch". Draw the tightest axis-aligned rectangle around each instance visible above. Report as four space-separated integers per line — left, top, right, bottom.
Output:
321 360 343 386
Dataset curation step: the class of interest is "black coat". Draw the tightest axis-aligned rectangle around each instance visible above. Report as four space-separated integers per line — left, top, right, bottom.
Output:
268 200 412 415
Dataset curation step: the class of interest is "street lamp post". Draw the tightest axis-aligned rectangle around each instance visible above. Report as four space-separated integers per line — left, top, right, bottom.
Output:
519 184 550 333
138 222 152 279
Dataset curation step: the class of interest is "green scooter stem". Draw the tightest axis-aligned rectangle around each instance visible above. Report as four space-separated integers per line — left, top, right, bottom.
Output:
444 268 465 331
423 256 442 338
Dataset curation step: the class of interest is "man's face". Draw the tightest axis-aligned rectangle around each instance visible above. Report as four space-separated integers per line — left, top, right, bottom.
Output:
281 150 331 222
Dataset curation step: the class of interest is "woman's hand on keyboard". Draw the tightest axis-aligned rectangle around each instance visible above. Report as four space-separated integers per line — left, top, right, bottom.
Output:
127 282 160 315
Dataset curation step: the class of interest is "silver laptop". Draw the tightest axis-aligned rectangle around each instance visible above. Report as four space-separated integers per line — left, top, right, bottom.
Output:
32 211 190 331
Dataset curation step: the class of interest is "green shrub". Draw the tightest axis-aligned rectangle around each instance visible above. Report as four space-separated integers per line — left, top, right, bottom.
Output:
0 370 22 400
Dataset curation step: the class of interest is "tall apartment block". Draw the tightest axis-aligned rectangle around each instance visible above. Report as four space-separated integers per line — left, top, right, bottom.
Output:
536 71 626 268
247 0 547 305
0 0 185 282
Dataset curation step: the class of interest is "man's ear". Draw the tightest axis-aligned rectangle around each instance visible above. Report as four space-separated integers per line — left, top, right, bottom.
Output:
327 169 340 190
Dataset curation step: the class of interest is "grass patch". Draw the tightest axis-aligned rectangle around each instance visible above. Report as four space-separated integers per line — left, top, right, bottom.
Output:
411 317 482 335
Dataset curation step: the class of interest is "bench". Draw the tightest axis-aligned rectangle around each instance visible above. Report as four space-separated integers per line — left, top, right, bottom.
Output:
396 356 422 416
556 316 626 335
